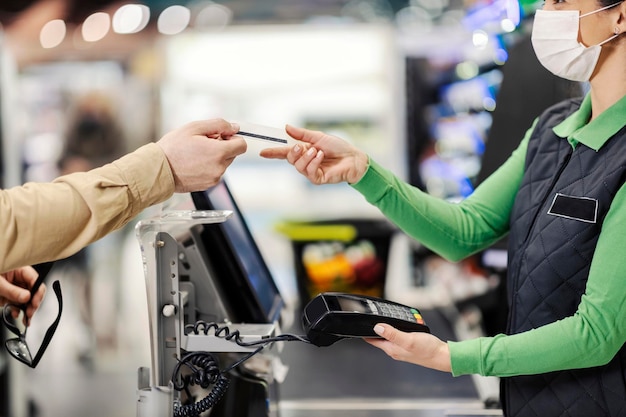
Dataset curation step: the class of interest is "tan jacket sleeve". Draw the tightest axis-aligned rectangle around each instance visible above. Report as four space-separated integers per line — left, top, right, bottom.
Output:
0 143 175 272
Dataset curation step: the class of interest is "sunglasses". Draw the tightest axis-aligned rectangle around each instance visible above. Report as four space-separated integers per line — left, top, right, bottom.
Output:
2 262 63 368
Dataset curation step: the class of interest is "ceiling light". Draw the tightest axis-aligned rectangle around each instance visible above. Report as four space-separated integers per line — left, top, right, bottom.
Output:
158 5 191 35
40 19 66 49
194 4 232 30
82 12 110 42
472 30 489 48
455 61 479 79
113 4 150 34
500 18 517 33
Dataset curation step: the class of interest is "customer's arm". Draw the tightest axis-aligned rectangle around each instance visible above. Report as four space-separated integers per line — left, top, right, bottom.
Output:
0 143 171 272
0 118 246 273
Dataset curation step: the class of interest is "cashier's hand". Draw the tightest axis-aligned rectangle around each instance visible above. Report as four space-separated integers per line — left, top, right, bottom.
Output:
0 266 46 323
157 118 247 193
259 125 369 185
364 323 452 373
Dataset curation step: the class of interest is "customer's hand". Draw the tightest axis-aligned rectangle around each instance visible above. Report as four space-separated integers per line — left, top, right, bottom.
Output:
157 119 247 192
0 266 46 323
259 125 369 185
364 323 452 373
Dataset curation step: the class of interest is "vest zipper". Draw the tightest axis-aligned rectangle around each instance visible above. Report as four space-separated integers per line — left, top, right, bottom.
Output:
504 145 573 413
523 147 573 243
509 145 574 330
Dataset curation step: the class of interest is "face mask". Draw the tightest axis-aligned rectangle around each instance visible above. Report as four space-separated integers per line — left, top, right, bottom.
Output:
531 2 623 82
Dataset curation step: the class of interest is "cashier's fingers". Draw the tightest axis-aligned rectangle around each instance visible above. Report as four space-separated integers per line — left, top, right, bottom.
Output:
259 146 291 160
261 124 333 160
285 124 314 142
285 125 341 150
291 146 324 180
364 324 451 372
259 142 313 162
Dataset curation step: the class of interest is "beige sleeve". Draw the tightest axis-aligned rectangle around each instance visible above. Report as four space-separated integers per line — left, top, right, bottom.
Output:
0 143 175 272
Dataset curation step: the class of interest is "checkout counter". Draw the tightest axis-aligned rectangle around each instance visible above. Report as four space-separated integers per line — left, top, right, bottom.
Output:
135 180 289 417
133 180 496 417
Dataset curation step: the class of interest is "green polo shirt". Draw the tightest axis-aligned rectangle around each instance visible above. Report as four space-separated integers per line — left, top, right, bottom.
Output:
351 93 626 377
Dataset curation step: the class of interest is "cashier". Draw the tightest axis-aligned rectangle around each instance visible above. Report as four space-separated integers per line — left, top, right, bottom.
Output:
260 0 626 415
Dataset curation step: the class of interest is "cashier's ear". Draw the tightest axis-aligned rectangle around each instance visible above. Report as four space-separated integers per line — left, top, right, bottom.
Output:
614 2 626 34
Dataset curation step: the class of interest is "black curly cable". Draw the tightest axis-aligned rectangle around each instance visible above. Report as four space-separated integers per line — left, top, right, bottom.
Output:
172 351 220 391
173 374 229 417
171 321 311 416
172 351 229 417
185 320 311 347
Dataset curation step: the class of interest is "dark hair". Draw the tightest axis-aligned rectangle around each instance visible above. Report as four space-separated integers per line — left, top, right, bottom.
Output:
598 0 623 8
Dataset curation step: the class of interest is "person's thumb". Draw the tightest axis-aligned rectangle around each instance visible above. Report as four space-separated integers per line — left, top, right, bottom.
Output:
286 124 316 144
373 323 397 342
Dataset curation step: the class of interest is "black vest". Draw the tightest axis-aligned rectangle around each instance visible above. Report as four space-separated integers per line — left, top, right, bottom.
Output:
504 97 626 416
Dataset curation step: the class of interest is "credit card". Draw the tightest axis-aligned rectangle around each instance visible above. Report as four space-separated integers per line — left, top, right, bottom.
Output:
233 122 290 146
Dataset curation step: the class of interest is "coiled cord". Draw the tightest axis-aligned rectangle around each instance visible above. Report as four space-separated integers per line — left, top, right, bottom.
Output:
172 351 221 392
172 351 229 417
171 321 310 416
185 320 311 347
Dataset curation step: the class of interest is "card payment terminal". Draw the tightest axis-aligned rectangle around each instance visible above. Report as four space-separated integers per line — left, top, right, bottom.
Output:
302 292 430 347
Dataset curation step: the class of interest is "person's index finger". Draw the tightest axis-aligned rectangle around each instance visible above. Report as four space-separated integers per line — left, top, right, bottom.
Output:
259 147 290 159
13 266 39 288
0 278 30 304
188 119 238 138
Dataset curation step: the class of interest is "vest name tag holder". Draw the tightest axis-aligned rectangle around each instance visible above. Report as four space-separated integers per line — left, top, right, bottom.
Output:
547 193 598 223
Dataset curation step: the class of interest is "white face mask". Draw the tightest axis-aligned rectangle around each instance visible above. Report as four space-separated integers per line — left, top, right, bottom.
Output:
531 2 623 82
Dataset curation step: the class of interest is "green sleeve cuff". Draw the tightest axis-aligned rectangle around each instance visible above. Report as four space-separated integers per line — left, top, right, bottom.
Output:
449 339 483 377
350 158 392 203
